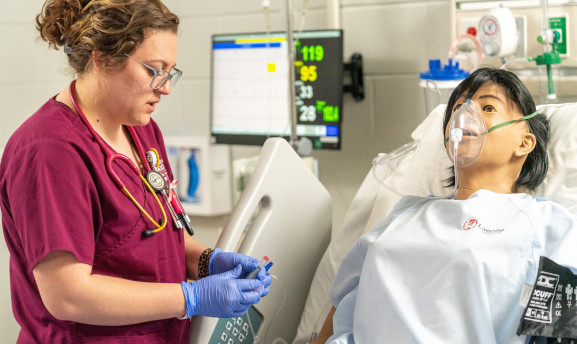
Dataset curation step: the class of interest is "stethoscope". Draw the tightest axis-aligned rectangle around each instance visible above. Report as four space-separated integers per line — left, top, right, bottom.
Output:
68 80 170 237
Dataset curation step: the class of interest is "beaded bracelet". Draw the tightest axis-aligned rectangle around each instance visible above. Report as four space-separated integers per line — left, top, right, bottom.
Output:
198 248 215 279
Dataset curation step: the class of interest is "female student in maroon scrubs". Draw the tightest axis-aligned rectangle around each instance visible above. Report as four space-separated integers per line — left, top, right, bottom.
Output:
0 1 271 342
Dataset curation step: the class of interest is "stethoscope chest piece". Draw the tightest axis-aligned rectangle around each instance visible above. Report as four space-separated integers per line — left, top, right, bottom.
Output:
146 170 167 192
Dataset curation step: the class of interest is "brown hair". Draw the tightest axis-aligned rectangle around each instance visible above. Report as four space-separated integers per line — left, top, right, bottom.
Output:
36 0 179 74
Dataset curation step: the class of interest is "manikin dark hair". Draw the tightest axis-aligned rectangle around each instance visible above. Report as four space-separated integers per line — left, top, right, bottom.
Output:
442 67 550 191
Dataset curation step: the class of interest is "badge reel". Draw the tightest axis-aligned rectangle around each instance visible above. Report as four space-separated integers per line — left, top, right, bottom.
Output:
146 170 167 192
145 150 195 236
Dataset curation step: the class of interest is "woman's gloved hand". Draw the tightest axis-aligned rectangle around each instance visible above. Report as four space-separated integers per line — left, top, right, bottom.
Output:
209 249 273 297
181 265 266 318
209 248 257 276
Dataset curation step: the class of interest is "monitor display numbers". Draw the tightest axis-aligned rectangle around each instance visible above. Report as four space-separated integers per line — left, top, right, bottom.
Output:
294 31 343 149
301 45 324 61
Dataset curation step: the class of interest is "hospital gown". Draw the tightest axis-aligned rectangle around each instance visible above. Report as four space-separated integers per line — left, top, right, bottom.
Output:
328 190 577 344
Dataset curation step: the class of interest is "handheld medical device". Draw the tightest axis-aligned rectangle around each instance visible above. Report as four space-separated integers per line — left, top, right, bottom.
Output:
246 256 270 280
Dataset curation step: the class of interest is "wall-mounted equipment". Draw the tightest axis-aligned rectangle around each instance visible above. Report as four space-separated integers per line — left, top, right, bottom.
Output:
477 7 519 57
164 137 232 216
210 30 344 150
452 0 577 104
343 53 364 101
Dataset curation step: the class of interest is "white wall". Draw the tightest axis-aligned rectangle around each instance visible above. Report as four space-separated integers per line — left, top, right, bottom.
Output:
0 0 450 340
156 0 450 243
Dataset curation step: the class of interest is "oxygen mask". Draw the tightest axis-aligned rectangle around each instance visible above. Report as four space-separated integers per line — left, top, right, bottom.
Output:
446 99 539 168
446 99 487 168
372 99 539 199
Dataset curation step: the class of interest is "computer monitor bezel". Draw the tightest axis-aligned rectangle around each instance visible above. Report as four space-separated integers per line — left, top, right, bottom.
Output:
209 29 344 150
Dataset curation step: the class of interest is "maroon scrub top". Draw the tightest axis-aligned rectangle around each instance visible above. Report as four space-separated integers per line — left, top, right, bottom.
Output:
0 98 189 343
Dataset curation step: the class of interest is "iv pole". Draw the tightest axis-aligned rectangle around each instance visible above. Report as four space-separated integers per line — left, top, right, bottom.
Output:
286 0 314 155
286 0 298 148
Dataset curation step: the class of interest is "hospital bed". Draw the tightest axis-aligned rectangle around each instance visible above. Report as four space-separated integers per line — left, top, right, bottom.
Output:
293 102 577 343
186 102 576 343
189 138 332 344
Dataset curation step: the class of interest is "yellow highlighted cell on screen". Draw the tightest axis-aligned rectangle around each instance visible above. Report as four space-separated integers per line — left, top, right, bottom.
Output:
268 63 276 72
236 38 286 43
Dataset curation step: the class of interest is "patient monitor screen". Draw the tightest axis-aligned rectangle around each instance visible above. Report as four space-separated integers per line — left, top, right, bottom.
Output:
210 30 343 150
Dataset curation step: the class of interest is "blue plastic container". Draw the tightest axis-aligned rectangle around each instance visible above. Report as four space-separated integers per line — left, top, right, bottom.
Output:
419 59 469 115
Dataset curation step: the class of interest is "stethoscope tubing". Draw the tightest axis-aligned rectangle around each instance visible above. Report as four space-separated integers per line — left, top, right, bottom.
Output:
68 80 167 233
69 80 145 187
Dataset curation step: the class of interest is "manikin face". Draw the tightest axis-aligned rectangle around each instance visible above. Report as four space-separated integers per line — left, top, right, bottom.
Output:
98 30 178 127
444 83 531 169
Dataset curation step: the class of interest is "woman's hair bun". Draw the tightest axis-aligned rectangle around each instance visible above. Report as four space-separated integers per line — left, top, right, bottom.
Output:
35 0 179 74
36 0 86 50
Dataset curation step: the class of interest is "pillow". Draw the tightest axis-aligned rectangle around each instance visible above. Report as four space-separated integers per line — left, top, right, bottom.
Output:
534 103 577 214
293 103 577 343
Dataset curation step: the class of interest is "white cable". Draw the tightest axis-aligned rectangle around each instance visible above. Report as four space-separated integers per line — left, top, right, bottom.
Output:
451 130 461 198
262 0 271 33
244 274 287 344
264 274 287 343
244 311 258 343
261 0 273 139
298 0 310 35
308 299 332 342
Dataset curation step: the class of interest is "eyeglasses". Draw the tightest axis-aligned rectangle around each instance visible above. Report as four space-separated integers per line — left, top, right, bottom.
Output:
125 54 183 90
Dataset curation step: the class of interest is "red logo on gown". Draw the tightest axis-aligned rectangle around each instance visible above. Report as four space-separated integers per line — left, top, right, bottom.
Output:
463 219 478 230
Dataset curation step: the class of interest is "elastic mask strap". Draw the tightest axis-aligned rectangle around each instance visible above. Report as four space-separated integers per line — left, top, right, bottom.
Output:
484 110 539 134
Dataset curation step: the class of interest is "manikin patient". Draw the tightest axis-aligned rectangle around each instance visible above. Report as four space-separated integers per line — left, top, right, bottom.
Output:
313 67 577 343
